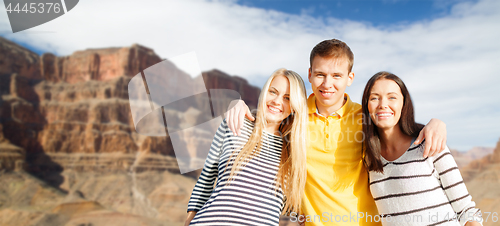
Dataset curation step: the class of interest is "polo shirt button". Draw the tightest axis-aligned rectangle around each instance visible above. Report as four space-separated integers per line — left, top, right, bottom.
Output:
326 121 329 126
326 134 329 138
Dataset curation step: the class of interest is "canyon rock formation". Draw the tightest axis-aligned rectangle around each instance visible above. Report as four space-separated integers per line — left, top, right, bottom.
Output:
458 138 500 226
0 37 262 226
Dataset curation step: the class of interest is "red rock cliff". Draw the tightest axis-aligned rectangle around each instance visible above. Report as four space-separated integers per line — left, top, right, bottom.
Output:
0 37 260 175
41 44 162 83
0 37 41 79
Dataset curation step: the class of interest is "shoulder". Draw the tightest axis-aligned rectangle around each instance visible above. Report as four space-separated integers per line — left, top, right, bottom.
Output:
345 95 362 117
350 102 362 116
351 101 362 110
306 94 317 114
243 117 255 129
220 118 229 130
416 140 453 163
240 118 256 137
408 139 426 153
430 144 453 163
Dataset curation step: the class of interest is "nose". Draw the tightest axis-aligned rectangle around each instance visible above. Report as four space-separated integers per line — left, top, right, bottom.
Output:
271 95 282 106
322 75 334 88
378 98 388 109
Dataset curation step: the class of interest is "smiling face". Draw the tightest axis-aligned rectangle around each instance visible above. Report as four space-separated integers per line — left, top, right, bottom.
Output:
368 79 404 131
265 75 291 124
308 56 354 115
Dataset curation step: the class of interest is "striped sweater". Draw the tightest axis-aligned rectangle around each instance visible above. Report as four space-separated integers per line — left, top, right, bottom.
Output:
369 141 482 226
187 118 285 225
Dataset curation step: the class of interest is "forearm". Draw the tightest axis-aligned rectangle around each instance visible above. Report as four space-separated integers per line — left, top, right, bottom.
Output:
184 211 197 226
225 99 253 136
434 148 482 225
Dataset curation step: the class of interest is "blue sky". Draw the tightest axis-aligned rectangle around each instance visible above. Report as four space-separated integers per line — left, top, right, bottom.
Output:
0 0 499 151
6 0 477 55
237 0 470 26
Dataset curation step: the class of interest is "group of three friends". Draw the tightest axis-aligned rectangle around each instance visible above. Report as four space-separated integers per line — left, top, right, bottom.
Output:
184 39 482 226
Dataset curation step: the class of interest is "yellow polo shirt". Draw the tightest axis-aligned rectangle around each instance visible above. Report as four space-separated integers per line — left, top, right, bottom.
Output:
302 93 380 226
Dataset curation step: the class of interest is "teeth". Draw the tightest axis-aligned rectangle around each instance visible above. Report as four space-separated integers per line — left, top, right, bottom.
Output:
377 113 392 116
268 106 281 113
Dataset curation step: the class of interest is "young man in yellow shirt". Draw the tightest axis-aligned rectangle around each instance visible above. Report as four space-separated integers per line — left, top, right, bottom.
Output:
225 39 447 226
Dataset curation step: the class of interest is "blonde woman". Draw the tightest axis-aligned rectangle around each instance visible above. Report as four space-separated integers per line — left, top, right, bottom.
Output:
185 69 308 226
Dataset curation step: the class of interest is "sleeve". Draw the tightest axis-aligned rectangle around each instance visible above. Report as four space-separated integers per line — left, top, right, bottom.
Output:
186 119 227 212
432 146 483 225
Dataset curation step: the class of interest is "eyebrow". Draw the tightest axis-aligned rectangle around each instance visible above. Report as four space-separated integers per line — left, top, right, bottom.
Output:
270 86 290 96
370 92 400 95
312 69 343 75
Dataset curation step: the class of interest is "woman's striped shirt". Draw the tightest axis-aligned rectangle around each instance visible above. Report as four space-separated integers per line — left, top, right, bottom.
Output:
369 141 482 226
187 118 285 226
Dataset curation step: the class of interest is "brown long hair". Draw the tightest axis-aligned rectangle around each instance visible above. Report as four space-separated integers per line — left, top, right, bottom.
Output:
227 68 308 214
361 71 424 173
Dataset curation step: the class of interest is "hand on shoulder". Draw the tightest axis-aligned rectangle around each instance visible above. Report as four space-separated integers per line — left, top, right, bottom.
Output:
225 100 255 136
415 118 447 158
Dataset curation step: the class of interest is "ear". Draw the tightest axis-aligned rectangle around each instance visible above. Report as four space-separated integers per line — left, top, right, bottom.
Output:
347 71 355 87
308 68 312 82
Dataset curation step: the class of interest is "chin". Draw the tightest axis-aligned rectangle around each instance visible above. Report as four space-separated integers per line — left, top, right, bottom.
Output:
376 123 396 130
318 96 339 105
266 117 282 124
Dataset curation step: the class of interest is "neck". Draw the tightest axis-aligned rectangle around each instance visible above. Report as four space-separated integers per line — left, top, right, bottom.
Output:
317 94 347 116
264 121 281 136
378 125 413 160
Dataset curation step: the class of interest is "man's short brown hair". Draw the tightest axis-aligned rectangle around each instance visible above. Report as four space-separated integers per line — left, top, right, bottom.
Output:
309 39 354 72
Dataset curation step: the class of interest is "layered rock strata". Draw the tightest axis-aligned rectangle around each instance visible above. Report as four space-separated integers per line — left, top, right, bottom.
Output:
0 37 264 226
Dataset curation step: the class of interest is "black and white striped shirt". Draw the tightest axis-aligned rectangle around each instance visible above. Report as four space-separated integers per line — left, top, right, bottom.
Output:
187 118 285 225
369 141 482 226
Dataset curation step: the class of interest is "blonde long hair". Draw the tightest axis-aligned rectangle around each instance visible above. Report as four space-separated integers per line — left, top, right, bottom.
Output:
227 68 308 214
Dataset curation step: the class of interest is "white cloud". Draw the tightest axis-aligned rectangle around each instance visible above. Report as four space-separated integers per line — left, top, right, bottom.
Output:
1 0 499 150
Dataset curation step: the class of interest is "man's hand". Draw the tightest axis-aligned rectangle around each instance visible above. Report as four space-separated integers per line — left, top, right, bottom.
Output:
414 118 447 158
225 100 255 136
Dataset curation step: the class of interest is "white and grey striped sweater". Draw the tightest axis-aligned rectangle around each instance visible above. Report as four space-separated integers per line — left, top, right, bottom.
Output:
369 141 482 226
187 118 285 226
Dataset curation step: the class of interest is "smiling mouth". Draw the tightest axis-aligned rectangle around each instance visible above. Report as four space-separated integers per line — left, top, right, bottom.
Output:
319 90 334 97
268 105 282 114
376 112 393 119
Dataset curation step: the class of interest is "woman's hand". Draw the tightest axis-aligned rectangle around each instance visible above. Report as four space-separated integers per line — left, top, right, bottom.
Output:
414 118 447 158
184 211 197 226
225 100 255 136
